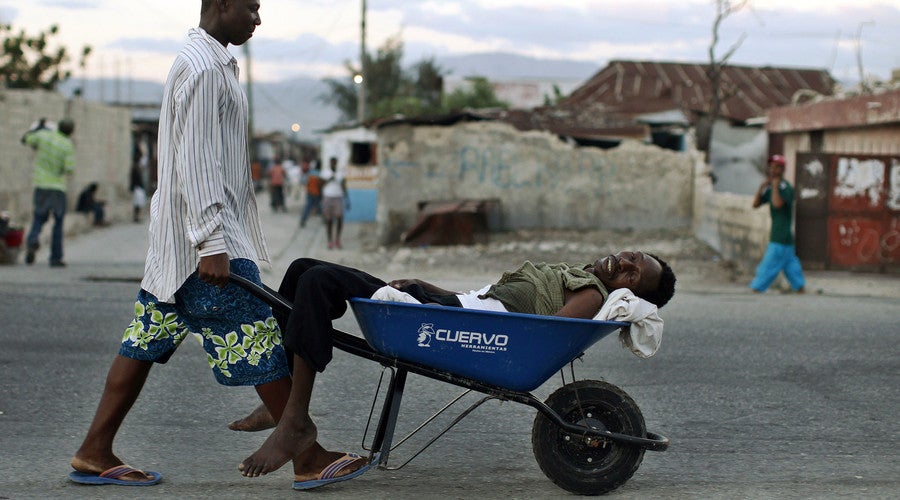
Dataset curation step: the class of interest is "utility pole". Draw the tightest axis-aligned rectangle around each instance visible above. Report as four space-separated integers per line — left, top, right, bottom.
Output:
357 0 367 124
243 42 256 162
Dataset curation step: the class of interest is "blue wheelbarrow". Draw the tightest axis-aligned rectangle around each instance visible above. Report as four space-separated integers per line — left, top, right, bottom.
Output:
231 275 669 495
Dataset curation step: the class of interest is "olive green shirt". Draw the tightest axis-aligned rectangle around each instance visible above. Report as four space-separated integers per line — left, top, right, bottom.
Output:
481 261 609 316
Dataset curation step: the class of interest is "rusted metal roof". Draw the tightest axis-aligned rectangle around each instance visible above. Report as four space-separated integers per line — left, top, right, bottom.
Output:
374 60 836 143
556 60 835 126
767 88 900 132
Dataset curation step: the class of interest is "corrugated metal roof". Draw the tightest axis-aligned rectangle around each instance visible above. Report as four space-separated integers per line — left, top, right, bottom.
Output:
557 60 835 126
375 60 836 143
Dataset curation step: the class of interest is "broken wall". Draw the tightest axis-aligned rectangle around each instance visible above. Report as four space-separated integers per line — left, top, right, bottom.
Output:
375 121 695 244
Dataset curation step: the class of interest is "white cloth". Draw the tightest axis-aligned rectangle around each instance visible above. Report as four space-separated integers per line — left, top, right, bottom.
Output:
455 284 508 312
593 288 664 358
132 186 146 208
370 286 424 304
370 285 509 313
141 28 269 302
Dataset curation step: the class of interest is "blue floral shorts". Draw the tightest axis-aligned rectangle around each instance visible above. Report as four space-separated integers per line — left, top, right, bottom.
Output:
119 259 290 386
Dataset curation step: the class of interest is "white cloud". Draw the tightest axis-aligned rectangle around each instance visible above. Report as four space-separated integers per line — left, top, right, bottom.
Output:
0 0 896 84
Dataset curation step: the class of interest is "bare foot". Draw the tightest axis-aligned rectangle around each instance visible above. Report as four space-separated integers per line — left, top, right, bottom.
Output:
228 404 276 432
70 455 154 482
238 418 317 477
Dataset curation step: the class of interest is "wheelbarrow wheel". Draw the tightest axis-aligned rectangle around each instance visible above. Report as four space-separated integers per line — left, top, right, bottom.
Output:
532 380 646 495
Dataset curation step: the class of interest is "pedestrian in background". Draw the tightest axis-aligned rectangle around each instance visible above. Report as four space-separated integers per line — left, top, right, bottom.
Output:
21 117 76 267
269 159 286 212
320 157 350 249
130 161 147 223
75 182 108 227
299 159 322 227
749 154 806 293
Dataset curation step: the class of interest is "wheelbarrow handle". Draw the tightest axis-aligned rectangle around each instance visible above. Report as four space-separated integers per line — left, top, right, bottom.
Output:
229 274 293 314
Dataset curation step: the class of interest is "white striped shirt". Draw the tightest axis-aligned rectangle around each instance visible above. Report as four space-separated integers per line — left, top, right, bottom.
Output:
141 28 269 303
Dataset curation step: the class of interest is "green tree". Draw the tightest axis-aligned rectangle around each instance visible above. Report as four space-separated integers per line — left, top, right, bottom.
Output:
542 84 565 106
320 35 505 123
442 76 508 113
1 24 91 90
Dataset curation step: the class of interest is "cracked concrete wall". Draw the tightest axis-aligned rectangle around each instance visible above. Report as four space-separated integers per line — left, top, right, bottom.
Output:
375 121 696 244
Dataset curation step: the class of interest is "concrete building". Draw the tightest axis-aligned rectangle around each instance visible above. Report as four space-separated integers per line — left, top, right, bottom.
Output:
319 125 379 222
767 88 900 272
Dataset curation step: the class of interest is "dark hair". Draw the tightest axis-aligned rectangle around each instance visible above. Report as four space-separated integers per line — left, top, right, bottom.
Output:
58 118 75 136
641 253 676 308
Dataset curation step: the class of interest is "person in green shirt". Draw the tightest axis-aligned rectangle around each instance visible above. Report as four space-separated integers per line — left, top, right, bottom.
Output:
21 118 76 267
749 154 806 293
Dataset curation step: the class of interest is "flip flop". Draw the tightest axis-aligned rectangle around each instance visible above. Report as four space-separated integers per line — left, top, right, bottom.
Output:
292 452 373 490
68 465 162 486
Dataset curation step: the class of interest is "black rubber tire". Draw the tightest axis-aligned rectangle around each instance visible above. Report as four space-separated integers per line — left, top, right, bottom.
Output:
532 380 646 495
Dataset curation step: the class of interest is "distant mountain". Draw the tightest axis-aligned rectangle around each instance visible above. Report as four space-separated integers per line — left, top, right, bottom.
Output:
57 52 602 135
59 77 341 139
438 52 599 81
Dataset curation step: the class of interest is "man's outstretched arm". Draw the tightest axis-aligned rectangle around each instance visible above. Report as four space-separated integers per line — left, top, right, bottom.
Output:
388 278 459 296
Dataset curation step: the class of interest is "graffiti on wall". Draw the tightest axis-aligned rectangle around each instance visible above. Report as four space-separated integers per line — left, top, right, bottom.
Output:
834 157 885 207
799 158 826 201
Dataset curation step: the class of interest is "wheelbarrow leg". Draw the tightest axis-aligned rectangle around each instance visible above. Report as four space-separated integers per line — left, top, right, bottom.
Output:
369 367 408 468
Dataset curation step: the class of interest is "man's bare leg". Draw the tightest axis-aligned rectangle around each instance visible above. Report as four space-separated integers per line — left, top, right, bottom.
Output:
241 394 368 480
228 403 275 432
239 354 318 477
70 355 156 481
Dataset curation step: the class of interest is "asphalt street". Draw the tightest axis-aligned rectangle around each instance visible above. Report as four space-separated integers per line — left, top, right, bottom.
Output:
1 195 898 499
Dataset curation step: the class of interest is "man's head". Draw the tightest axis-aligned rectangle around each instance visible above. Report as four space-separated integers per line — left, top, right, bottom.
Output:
768 154 786 179
200 0 261 47
588 251 676 308
58 118 75 136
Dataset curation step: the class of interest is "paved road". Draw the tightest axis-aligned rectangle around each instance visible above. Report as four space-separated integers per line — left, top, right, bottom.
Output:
1 274 897 499
1 200 898 499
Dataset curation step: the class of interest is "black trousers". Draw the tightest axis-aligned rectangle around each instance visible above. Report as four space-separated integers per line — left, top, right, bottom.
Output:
276 258 461 372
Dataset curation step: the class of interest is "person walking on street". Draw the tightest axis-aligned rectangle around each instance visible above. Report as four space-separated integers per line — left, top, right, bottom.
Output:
269 160 286 212
320 157 349 249
68 0 369 489
749 154 806 293
299 160 322 227
21 117 76 267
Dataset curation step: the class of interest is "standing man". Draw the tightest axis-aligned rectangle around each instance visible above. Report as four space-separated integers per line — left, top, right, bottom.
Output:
67 0 303 486
21 118 75 267
320 157 349 249
299 159 322 227
268 159 286 212
749 154 806 293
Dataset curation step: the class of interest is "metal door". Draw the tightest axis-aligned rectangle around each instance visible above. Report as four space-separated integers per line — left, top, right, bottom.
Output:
795 153 830 268
825 154 899 271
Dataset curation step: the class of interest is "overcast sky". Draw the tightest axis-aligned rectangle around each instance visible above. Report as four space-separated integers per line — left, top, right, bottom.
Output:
1 0 898 85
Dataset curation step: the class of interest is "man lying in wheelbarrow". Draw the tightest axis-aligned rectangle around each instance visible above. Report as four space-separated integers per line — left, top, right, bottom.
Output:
236 253 676 487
